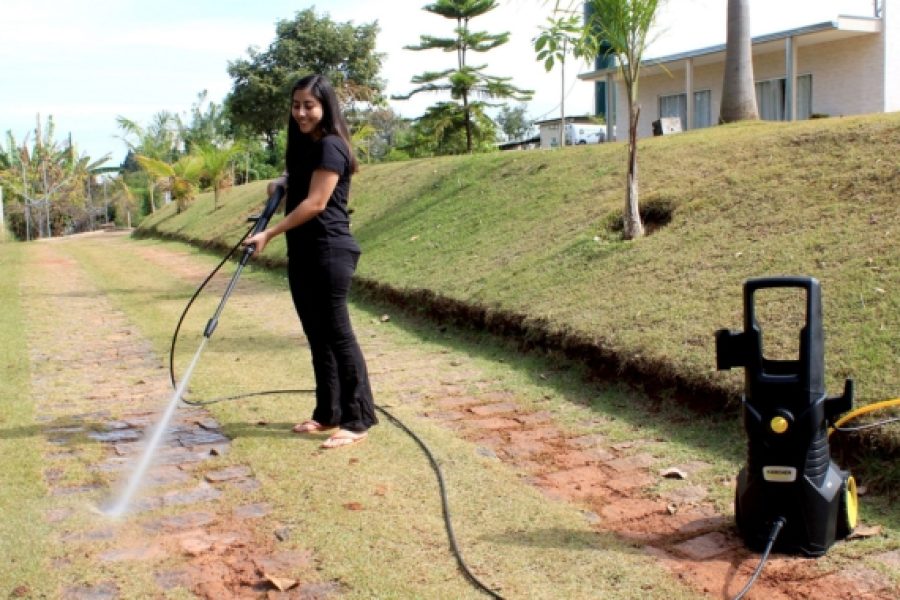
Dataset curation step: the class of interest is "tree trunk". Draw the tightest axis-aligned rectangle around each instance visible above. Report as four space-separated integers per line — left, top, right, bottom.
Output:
560 50 566 148
623 101 644 240
719 0 758 123
463 90 473 153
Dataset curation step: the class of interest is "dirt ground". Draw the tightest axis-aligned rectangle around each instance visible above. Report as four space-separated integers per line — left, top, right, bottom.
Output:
17 232 899 599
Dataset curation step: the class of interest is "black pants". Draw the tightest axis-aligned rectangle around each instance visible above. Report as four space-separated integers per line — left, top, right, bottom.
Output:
288 246 377 433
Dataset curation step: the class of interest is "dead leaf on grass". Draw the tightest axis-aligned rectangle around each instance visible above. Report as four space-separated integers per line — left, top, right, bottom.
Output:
343 502 364 511
847 524 883 540
264 573 298 592
374 484 388 496
660 467 688 480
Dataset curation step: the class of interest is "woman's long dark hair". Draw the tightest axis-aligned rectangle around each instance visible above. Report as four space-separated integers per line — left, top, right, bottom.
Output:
285 74 358 174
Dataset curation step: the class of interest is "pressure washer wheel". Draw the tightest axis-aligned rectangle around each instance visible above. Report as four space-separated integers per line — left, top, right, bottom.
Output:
835 475 859 540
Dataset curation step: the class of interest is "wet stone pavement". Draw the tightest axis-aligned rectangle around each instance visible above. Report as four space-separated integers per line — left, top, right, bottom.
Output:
23 242 338 599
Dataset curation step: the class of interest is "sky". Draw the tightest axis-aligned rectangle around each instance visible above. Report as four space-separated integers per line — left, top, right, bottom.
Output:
0 0 878 166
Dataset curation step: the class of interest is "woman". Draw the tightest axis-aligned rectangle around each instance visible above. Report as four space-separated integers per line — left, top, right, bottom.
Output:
245 74 377 449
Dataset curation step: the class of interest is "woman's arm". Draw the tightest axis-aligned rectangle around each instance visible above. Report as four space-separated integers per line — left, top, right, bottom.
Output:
245 169 340 254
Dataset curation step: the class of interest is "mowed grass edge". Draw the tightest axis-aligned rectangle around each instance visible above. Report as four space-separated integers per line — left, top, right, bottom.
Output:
0 241 52 597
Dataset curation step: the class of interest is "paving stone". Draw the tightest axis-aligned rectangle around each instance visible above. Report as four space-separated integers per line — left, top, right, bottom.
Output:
205 465 253 483
672 531 737 560
234 502 271 519
229 477 262 492
295 580 342 599
604 453 656 473
463 417 520 430
45 507 73 523
568 433 607 449
161 484 223 507
88 429 141 443
60 582 119 599
661 484 709 505
255 549 315 574
143 511 218 533
195 417 221 430
98 544 166 563
467 402 519 416
144 465 192 487
604 471 655 492
176 429 230 447
512 411 554 426
600 498 663 523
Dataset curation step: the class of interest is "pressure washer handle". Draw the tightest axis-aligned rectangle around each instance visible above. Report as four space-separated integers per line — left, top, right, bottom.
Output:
241 184 285 265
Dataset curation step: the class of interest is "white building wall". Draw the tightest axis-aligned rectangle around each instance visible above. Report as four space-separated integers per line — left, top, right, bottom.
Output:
885 0 900 111
613 31 886 139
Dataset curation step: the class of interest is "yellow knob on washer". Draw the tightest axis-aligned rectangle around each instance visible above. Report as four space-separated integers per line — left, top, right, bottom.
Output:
770 416 789 434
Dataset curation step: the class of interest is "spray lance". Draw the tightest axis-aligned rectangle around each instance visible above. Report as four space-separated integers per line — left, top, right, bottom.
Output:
105 186 285 518
201 184 285 339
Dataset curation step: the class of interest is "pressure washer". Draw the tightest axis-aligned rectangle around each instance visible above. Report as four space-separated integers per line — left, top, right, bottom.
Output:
716 276 858 558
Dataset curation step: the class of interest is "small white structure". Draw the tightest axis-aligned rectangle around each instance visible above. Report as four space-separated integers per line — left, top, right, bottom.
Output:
535 116 610 148
579 3 897 139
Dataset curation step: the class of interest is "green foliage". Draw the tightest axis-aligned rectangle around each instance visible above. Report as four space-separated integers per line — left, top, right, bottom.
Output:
496 103 532 141
395 0 532 153
533 13 585 72
0 116 111 239
225 8 384 149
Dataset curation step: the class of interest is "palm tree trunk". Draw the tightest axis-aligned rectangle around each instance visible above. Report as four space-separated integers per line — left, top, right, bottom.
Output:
720 0 758 123
623 100 644 240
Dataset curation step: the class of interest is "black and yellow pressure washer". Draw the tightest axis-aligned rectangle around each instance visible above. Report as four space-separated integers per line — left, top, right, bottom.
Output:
715 276 858 557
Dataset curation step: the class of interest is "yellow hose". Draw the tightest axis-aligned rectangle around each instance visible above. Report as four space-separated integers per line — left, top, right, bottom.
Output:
828 397 900 436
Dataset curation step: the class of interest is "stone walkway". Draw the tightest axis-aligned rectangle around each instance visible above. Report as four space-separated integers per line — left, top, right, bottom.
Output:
23 239 336 599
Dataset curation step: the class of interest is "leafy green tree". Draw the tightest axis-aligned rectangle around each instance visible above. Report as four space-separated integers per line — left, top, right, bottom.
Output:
394 0 532 154
496 104 532 141
225 8 384 151
582 0 662 239
0 116 109 240
180 90 232 152
534 14 586 146
398 101 497 157
719 0 758 123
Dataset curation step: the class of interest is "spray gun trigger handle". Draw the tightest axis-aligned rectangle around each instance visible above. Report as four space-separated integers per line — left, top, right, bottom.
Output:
247 214 261 223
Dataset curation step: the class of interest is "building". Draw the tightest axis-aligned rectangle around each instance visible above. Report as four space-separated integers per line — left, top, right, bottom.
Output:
578 1 897 139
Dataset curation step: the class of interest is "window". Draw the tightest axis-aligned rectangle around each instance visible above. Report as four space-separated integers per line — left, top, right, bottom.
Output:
693 90 712 128
755 74 812 121
659 90 711 129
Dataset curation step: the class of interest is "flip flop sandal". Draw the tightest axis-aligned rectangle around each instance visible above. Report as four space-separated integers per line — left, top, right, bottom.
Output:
292 420 336 434
321 430 368 449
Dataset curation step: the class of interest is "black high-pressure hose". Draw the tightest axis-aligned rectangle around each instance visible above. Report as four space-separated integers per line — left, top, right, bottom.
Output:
732 518 786 600
167 202 504 599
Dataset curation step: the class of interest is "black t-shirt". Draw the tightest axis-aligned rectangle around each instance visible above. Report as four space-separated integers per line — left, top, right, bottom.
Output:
284 134 359 255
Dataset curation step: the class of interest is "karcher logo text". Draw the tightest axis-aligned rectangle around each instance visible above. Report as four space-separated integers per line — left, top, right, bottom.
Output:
763 466 797 482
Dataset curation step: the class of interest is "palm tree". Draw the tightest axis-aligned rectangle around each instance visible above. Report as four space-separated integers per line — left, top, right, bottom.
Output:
583 0 661 240
116 112 181 213
196 143 243 210
719 0 758 123
135 154 203 213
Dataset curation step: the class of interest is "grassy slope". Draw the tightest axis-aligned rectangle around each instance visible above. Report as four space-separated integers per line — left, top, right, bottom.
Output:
139 114 899 446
